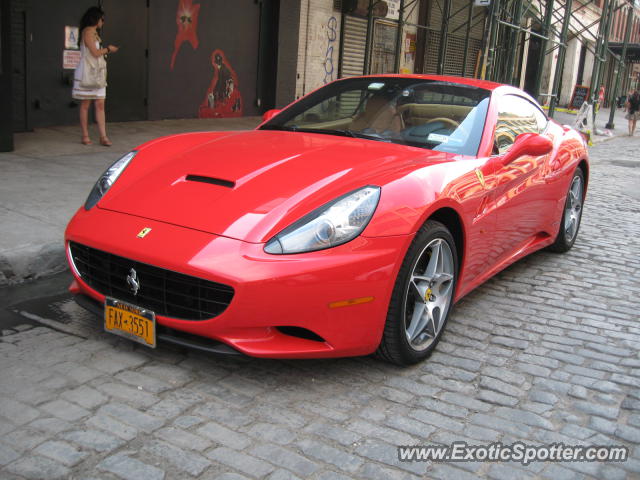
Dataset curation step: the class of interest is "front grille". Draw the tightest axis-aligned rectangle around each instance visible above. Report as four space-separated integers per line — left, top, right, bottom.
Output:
69 242 234 320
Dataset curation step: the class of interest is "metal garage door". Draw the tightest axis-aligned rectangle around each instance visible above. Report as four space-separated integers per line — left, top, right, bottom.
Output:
340 14 367 77
422 0 486 76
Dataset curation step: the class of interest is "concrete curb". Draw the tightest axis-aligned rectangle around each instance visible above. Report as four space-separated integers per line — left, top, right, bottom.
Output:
0 243 68 286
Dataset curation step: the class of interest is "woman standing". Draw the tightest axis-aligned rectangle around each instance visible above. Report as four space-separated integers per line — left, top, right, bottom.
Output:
72 7 119 146
626 89 640 137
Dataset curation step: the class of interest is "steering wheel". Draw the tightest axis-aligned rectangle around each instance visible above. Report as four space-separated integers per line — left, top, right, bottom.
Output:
426 117 459 129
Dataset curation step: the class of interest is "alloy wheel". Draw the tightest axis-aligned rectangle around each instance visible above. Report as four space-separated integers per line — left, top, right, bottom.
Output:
564 174 583 242
403 238 455 351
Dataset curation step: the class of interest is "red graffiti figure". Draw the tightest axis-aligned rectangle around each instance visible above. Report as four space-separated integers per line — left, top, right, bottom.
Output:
170 0 200 70
199 49 243 118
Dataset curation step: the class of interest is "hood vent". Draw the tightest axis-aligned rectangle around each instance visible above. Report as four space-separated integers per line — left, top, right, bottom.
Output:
186 174 235 189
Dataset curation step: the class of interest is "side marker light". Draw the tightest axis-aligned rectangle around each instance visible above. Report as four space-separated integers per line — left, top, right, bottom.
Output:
328 296 375 309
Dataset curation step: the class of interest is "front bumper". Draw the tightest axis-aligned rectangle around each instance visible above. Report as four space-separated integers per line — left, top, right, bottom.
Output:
74 293 242 355
65 206 412 358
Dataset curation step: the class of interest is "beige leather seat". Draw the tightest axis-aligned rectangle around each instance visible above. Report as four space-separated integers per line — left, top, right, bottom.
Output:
351 96 404 133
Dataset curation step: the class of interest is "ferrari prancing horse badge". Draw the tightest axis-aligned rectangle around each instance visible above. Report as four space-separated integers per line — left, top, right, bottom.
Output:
137 228 152 238
475 168 486 189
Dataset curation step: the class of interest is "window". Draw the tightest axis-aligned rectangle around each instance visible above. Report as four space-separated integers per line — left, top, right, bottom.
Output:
494 95 547 155
261 77 492 155
285 90 365 127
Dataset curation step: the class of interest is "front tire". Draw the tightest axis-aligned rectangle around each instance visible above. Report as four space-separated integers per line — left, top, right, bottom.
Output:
548 168 585 253
377 220 458 365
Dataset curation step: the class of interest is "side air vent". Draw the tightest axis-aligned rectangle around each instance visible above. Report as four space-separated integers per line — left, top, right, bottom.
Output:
276 326 326 342
186 175 235 188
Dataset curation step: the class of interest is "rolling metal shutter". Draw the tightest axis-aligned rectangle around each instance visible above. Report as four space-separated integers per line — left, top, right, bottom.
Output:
422 0 486 76
340 15 368 77
424 30 482 76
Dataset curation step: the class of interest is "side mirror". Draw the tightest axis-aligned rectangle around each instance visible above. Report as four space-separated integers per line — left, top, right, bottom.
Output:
502 133 553 166
262 109 281 122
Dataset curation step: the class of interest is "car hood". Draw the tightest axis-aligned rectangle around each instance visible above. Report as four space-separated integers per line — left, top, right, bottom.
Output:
99 130 449 243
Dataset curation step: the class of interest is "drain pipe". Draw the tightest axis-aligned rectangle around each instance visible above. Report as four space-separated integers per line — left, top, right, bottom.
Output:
302 0 311 95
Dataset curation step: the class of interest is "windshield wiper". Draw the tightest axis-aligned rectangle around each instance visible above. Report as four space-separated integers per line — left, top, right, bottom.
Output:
260 125 392 142
290 128 391 142
260 124 299 132
338 130 392 142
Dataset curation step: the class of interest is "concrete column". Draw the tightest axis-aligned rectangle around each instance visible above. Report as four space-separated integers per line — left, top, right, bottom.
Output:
519 18 532 90
560 38 581 106
541 32 560 106
583 44 595 89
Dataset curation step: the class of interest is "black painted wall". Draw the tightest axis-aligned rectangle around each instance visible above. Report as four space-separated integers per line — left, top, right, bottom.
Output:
10 0 26 133
26 0 97 128
276 0 300 109
24 0 148 128
100 0 148 122
6 0 290 130
1 0 14 150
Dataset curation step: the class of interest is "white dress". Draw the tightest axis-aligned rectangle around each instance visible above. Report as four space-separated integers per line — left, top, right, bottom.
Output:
72 38 106 100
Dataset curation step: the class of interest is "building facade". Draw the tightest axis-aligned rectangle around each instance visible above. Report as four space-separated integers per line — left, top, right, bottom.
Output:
5 0 299 133
288 0 640 111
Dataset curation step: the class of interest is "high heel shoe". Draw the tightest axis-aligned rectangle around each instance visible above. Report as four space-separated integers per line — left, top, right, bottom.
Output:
100 136 112 147
81 136 93 145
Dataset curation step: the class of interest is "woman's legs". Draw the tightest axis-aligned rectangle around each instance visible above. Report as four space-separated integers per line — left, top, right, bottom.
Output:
79 100 92 143
632 117 638 136
95 99 108 140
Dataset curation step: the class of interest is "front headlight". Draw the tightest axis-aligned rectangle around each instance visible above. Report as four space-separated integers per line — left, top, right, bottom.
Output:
265 186 381 254
84 151 137 210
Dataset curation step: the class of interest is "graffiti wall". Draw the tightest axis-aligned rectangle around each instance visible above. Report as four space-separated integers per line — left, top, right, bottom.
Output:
170 0 200 71
295 1 342 99
294 0 420 100
148 0 259 120
198 49 243 118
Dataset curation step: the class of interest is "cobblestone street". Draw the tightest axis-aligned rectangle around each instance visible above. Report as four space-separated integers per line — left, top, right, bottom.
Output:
1 135 639 480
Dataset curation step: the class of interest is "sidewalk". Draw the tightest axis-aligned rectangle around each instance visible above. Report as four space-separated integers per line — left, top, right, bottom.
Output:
549 103 630 141
0 117 262 286
0 109 631 286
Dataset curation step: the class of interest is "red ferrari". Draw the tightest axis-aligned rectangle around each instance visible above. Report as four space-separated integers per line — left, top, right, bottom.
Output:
65 75 588 365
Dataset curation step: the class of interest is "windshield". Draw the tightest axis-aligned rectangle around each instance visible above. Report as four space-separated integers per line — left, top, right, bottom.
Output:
260 77 491 156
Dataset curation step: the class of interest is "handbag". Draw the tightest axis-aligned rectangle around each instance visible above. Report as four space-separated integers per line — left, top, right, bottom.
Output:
79 50 107 89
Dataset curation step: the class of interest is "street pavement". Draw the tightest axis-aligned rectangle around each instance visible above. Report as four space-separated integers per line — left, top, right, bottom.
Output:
1 123 639 478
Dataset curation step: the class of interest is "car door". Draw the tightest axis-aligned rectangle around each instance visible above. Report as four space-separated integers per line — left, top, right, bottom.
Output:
491 94 552 261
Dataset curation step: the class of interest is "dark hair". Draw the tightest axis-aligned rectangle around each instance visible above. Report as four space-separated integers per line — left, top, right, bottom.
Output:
79 6 104 33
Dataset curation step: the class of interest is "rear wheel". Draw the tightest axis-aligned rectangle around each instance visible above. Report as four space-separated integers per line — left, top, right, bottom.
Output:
377 220 458 365
548 168 585 253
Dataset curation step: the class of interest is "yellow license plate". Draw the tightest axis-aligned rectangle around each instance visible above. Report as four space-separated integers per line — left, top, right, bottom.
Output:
105 297 156 348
